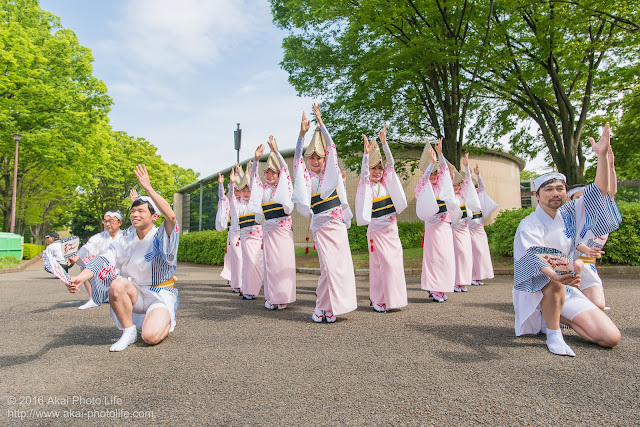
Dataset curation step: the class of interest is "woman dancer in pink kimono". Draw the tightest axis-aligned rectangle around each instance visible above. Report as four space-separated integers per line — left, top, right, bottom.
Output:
292 104 357 323
216 168 243 293
248 136 296 310
229 163 264 300
450 154 482 293
355 125 408 312
469 163 497 286
415 139 457 302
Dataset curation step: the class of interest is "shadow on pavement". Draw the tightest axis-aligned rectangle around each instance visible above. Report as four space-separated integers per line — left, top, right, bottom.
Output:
30 300 87 314
179 282 320 324
411 323 538 363
0 326 116 369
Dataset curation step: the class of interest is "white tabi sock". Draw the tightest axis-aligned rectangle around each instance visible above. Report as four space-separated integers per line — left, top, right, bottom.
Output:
564 343 576 357
110 326 137 352
546 328 573 356
78 299 99 310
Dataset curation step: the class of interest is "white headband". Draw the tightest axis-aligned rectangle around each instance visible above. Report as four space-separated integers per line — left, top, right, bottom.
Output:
533 173 566 192
104 210 123 221
567 186 586 199
136 196 160 215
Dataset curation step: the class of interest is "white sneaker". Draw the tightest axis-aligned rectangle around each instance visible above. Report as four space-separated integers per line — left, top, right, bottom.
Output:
109 326 137 352
78 299 99 310
325 311 336 323
264 301 275 310
312 309 324 323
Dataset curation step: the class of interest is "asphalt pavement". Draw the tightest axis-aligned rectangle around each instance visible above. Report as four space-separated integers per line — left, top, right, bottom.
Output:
0 260 638 425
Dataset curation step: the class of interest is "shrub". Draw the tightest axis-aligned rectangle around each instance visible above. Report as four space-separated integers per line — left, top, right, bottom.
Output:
600 202 640 266
486 202 640 265
485 207 534 257
23 243 45 260
178 230 227 265
348 221 425 251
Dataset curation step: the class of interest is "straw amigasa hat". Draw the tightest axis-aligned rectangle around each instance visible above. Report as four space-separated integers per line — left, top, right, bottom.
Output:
266 139 280 172
368 138 383 168
236 161 252 190
419 140 440 172
304 127 327 157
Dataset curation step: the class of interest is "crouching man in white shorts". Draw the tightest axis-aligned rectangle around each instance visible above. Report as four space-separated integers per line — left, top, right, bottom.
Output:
70 164 180 352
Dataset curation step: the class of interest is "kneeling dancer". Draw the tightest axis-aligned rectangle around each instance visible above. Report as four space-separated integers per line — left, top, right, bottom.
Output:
70 165 180 352
513 124 621 356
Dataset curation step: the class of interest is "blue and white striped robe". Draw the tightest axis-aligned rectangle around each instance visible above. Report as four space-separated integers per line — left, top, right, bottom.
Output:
86 221 180 329
512 184 621 336
75 229 128 302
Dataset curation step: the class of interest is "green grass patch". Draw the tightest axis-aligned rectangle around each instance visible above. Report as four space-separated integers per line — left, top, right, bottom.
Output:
0 255 22 269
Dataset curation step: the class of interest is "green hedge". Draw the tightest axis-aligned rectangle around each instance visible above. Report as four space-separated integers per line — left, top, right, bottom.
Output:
486 202 640 265
348 221 424 251
485 207 534 257
178 230 228 265
23 243 45 260
178 222 427 265
601 202 640 265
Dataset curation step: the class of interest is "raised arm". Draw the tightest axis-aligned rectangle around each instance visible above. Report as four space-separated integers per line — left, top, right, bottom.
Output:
218 173 226 200
608 145 617 197
229 169 239 221
462 153 471 180
362 134 372 181
312 102 324 128
435 138 447 186
251 145 263 187
135 164 176 236
590 123 611 196
295 112 310 161
474 164 485 191
379 124 395 168
313 103 334 148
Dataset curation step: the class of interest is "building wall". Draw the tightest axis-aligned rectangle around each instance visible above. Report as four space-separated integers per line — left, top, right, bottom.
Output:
176 148 523 245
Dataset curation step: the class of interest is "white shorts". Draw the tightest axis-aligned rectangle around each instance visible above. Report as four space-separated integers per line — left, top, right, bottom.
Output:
578 263 603 290
111 282 177 332
561 286 597 321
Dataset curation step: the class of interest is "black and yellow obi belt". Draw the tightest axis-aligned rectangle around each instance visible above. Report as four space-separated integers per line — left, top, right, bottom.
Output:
226 215 231 230
471 210 482 220
262 202 287 220
311 189 340 214
239 213 258 229
371 195 396 218
460 204 468 219
436 198 447 214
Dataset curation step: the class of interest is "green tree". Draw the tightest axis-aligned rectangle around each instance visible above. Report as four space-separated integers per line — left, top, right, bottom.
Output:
69 130 199 241
585 84 640 201
270 0 495 171
0 0 111 232
471 0 639 184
